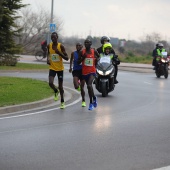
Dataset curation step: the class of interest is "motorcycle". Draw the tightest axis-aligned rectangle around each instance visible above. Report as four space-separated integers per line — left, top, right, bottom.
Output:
95 55 115 97
155 52 169 79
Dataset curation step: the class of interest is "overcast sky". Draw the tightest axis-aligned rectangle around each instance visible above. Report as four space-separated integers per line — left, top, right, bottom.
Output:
22 0 170 41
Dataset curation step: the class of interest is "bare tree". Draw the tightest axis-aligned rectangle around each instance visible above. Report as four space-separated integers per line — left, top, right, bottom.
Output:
15 7 63 54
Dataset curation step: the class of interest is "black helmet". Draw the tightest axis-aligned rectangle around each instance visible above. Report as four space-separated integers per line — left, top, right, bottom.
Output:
100 36 110 44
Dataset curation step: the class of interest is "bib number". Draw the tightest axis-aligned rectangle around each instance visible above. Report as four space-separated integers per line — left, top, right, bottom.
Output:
51 54 60 62
85 58 93 66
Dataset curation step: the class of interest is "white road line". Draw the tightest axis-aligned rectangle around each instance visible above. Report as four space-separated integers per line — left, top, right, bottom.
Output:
144 81 152 85
0 86 81 120
152 166 170 170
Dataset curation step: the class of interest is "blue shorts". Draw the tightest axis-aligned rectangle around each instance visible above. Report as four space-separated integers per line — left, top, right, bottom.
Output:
82 73 96 82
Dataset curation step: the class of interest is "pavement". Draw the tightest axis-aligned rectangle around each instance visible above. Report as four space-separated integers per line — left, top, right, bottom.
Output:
0 55 154 115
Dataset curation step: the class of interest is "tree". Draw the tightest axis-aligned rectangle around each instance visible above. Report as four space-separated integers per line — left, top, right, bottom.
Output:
0 0 3 23
16 7 64 54
0 0 26 55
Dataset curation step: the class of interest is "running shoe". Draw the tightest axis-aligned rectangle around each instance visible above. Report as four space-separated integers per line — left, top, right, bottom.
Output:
54 90 59 101
93 96 97 108
77 86 81 91
82 101 86 107
60 102 65 109
88 103 94 110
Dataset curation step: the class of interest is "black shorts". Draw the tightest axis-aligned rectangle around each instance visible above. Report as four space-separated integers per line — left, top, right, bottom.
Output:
72 70 83 80
49 69 63 81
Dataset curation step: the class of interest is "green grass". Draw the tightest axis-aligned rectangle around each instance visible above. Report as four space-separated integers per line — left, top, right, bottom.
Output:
119 55 153 64
0 63 49 70
0 77 53 107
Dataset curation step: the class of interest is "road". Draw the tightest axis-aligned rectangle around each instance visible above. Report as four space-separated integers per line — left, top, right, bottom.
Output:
0 55 170 170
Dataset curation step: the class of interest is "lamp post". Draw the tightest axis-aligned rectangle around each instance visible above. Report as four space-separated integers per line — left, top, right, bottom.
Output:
47 0 54 44
51 0 54 23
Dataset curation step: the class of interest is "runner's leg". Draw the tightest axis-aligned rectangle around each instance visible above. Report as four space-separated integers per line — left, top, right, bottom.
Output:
86 74 95 104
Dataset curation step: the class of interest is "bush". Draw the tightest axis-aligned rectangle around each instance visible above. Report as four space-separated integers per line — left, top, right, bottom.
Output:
0 54 19 66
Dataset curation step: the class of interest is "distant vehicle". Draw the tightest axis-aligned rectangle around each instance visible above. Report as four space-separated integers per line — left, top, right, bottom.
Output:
155 52 169 79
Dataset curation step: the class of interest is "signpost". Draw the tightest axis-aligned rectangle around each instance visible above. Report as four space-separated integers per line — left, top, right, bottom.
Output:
50 23 56 33
47 0 55 44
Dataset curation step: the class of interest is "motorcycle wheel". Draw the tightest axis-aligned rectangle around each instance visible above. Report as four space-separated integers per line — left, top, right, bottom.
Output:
164 66 168 79
156 71 160 78
101 82 108 97
35 51 44 61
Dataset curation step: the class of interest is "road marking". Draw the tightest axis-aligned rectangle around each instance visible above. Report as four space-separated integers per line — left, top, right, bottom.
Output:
144 81 152 85
0 87 81 120
152 166 170 170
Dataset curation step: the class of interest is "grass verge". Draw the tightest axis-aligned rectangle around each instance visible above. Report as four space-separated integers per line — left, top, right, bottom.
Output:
0 63 49 70
0 77 53 107
119 55 153 64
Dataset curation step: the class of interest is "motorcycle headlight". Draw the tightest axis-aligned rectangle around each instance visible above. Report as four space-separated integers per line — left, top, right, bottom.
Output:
105 68 113 75
97 69 104 75
161 59 165 63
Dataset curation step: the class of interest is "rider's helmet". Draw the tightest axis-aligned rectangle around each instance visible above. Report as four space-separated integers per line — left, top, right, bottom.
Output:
100 36 110 44
157 43 164 49
102 42 112 52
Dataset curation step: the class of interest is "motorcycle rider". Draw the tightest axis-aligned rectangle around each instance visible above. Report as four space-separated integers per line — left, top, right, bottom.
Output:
154 43 166 70
152 43 159 70
97 36 120 84
41 40 47 58
100 42 114 58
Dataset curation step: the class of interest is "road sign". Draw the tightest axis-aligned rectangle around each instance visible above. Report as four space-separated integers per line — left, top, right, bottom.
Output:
49 23 56 33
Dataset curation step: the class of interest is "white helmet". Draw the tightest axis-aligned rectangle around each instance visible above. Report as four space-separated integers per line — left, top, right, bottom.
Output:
158 43 164 48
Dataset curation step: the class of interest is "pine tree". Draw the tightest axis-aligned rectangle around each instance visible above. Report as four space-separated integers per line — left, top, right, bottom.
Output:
0 0 27 56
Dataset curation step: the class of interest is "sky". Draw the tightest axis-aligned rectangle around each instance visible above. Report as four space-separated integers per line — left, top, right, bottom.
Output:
22 0 170 41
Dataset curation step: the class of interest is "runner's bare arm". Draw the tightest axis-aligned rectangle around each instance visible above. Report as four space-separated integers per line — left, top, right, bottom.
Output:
55 44 69 61
47 44 50 65
69 52 74 72
94 50 100 64
77 51 86 64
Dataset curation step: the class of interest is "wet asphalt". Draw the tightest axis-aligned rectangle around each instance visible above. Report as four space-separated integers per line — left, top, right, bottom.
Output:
0 55 170 170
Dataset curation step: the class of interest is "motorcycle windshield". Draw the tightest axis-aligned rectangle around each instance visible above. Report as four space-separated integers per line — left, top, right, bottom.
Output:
98 57 112 71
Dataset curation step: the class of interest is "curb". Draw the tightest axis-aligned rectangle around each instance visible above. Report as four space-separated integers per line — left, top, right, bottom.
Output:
0 89 72 115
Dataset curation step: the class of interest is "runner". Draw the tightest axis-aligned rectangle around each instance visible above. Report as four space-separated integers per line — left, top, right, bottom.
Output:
47 32 69 109
78 39 100 110
69 43 86 107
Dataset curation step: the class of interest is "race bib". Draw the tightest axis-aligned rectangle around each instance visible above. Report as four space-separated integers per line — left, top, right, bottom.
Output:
51 54 60 62
85 58 93 66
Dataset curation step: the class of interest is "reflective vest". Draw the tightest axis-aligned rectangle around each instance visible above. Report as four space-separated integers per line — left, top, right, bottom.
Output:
157 48 166 57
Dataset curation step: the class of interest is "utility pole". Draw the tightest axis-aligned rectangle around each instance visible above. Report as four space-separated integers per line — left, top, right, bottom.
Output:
48 0 54 44
51 0 54 23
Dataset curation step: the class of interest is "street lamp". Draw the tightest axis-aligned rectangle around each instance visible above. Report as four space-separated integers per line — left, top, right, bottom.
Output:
51 0 54 23
47 0 54 44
